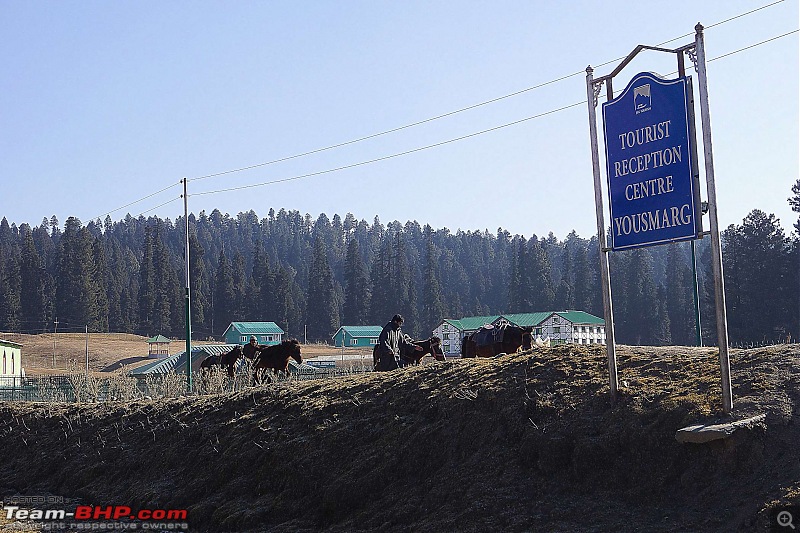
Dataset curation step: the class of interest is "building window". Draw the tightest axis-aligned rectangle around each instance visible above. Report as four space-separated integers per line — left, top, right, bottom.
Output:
370 338 378 345
350 339 358 346
444 343 450 352
11 353 14 374
241 336 248 343
553 327 560 334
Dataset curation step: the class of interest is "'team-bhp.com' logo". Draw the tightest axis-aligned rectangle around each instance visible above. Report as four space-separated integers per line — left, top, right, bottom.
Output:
3 498 189 530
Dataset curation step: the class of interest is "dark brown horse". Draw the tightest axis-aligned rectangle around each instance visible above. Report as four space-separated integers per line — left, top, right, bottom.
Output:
199 345 244 377
461 324 532 358
372 336 446 370
249 339 302 383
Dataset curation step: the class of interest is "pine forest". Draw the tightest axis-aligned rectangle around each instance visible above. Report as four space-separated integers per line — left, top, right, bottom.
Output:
1 182 798 347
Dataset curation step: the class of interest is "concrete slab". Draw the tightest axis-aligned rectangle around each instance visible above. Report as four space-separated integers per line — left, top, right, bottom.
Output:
675 413 766 444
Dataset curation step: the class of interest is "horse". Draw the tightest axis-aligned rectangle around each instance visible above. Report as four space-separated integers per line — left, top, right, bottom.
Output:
249 339 302 383
199 345 244 377
461 323 532 358
372 336 446 370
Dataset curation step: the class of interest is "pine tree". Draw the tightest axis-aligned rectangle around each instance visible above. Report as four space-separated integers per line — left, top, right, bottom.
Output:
508 236 525 311
724 210 791 343
342 238 369 326
189 232 210 335
56 218 100 329
137 226 156 335
623 248 659 345
0 255 20 332
305 237 339 342
213 251 235 336
526 237 555 312
421 226 444 333
665 243 695 345
369 238 392 323
19 231 48 331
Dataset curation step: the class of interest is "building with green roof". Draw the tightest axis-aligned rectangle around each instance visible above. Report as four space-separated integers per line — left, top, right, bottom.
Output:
222 322 285 346
500 311 605 346
433 310 606 356
433 316 499 358
332 326 382 348
146 335 172 359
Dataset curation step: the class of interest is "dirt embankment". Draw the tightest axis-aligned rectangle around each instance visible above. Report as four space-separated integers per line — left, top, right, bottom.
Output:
0 344 798 532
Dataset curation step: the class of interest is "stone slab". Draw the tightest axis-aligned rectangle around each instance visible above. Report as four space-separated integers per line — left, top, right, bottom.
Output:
675 413 766 444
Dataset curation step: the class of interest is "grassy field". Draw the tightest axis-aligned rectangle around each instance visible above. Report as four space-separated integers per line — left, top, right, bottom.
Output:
0 332 373 375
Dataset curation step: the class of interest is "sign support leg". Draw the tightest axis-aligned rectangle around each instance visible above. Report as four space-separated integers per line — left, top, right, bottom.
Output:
586 66 619 401
694 23 732 414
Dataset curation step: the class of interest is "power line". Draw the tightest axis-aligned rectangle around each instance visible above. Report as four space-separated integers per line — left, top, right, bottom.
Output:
86 181 181 225
133 196 183 219
707 28 798 63
189 0 787 184
76 0 791 222
193 27 798 199
192 102 584 197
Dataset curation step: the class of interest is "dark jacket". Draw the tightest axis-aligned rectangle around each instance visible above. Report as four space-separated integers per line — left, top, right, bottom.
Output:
243 342 264 360
376 321 413 371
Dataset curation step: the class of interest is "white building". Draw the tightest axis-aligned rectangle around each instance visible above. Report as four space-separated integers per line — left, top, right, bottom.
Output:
434 311 606 356
0 339 24 387
523 311 606 345
433 315 499 358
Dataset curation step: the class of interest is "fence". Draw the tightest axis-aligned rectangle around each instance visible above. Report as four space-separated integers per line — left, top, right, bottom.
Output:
0 363 374 403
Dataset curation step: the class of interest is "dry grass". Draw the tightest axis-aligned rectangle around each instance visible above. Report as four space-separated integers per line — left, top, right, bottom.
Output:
1 332 372 375
1 343 796 532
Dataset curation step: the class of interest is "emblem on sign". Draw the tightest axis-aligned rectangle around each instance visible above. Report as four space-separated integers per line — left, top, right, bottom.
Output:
634 84 651 114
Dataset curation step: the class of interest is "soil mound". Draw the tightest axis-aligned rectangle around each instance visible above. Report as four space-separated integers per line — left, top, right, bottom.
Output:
1 344 798 532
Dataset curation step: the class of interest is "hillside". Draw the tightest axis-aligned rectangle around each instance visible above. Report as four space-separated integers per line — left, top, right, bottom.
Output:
0 344 798 532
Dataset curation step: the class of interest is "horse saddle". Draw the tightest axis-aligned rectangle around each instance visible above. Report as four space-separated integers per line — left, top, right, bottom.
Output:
473 324 503 348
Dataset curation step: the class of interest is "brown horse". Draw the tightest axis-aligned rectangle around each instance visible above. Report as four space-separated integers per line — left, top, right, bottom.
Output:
249 339 302 383
372 336 446 370
199 345 244 377
461 324 532 358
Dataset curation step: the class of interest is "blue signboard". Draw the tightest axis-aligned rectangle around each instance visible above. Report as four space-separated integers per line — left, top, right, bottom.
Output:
602 72 701 250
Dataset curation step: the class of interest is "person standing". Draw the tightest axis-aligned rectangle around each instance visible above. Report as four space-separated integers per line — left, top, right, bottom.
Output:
242 335 262 360
376 314 420 371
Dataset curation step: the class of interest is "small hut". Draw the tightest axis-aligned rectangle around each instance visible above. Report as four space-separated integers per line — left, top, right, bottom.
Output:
146 335 172 359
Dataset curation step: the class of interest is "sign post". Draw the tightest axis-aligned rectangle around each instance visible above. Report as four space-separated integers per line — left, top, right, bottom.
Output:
694 23 732 413
586 66 619 400
586 25 732 414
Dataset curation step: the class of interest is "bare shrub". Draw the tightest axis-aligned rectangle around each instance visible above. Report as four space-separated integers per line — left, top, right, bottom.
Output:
144 373 186 399
107 368 144 401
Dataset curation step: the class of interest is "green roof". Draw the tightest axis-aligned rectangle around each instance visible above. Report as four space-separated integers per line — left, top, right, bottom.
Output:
554 311 605 325
0 339 22 348
334 326 383 338
146 335 172 344
442 315 500 332
501 313 552 327
130 344 239 375
226 322 285 335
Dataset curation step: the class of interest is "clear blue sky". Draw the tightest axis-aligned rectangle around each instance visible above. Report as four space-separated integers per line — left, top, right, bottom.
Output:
2 0 798 240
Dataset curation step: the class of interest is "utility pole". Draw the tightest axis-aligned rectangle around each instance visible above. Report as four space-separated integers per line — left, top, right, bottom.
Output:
85 325 89 375
53 318 58 368
183 178 193 393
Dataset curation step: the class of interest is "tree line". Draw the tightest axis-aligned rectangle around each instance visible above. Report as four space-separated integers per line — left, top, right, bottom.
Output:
0 184 797 346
